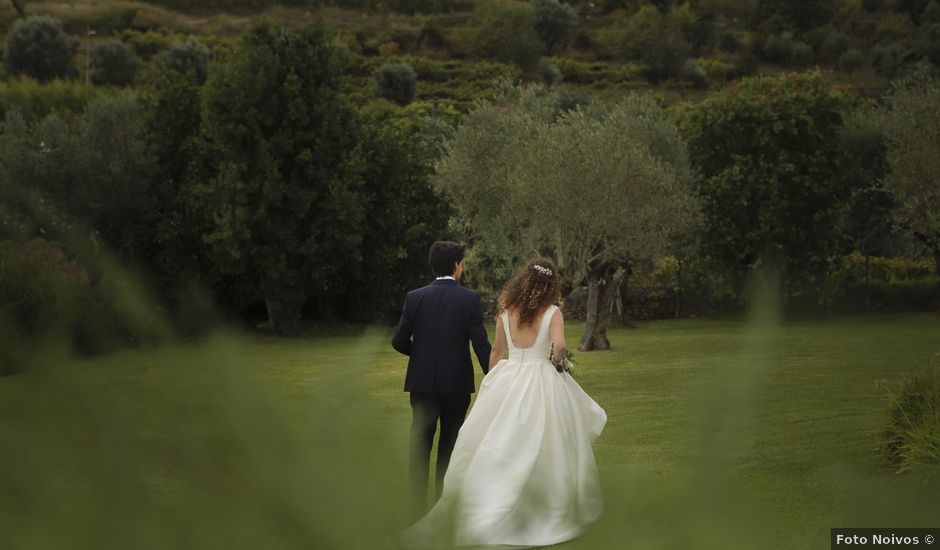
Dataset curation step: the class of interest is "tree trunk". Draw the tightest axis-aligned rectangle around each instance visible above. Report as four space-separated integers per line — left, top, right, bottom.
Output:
934 248 940 314
675 257 683 319
260 274 305 336
11 0 25 16
864 253 871 314
578 262 616 351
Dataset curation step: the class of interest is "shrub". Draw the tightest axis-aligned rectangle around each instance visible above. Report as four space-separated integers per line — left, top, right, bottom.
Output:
471 0 543 70
872 42 905 78
621 5 692 82
791 40 815 65
874 14 916 43
0 240 83 338
719 30 740 52
829 253 940 312
696 57 735 82
802 26 830 52
537 57 563 85
90 40 140 87
727 52 759 79
0 237 166 360
838 48 865 73
118 30 175 60
762 33 793 62
681 58 708 88
572 29 596 52
0 77 101 122
155 37 210 83
374 61 418 105
418 19 448 49
820 30 850 59
924 0 940 22
757 0 833 31
3 15 77 82
547 57 640 86
879 363 940 476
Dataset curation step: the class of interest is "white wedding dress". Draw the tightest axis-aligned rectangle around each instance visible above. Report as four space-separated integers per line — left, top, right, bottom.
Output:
400 305 607 549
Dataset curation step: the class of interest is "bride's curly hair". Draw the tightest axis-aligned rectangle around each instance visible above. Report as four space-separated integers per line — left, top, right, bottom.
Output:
498 257 562 327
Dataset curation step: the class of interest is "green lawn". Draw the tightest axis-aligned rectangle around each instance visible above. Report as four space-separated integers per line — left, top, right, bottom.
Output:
1 313 938 549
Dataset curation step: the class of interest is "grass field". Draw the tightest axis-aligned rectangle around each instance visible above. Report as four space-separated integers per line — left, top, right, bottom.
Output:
1 313 938 549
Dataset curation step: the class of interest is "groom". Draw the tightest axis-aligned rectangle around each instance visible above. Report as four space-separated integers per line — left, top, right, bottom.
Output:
392 241 492 512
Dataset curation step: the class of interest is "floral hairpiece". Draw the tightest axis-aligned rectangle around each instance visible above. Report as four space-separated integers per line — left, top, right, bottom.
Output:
532 265 553 276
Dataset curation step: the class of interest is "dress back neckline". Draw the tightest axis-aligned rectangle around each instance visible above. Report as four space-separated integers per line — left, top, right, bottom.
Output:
502 305 557 353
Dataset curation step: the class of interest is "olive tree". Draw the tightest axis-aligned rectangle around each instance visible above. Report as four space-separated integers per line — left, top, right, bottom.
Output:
532 0 577 54
436 85 699 350
90 40 140 87
3 15 76 82
878 71 940 275
373 61 417 105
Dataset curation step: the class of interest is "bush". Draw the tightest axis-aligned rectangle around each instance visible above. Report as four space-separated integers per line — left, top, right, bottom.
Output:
829 253 940 312
791 40 815 65
471 0 543 70
0 237 167 361
924 0 940 22
0 77 101 122
155 37 210 83
418 19 448 49
696 57 735 82
0 240 83 338
719 31 740 52
621 5 692 82
374 61 418 105
548 57 640 86
681 58 708 88
838 48 865 73
728 52 759 79
880 364 940 476
537 57 563 86
3 15 77 82
872 41 916 78
874 14 916 43
118 30 175 60
762 33 793 62
90 40 140 87
820 30 850 59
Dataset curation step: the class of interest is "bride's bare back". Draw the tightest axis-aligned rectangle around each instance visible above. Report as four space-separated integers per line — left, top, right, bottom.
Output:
489 306 567 368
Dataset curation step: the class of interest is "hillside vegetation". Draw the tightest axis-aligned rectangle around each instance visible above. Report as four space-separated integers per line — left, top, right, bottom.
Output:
3 0 938 110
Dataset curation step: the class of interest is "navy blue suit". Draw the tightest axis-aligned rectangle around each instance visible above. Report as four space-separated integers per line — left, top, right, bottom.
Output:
391 278 492 510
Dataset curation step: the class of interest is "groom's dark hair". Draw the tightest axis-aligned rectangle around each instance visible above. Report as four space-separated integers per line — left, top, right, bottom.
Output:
429 241 465 277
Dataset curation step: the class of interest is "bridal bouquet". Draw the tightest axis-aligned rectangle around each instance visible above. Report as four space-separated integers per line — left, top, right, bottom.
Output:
550 343 575 375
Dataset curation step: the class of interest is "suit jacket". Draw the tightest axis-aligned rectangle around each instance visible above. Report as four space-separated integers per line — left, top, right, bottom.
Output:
392 279 492 394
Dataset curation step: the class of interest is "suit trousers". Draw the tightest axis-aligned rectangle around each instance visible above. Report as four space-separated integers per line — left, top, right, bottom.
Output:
409 392 471 512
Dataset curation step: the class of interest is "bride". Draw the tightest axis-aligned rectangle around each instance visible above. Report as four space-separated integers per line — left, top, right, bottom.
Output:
400 258 607 549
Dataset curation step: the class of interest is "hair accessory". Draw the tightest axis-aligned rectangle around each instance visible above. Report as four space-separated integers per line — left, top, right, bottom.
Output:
532 265 553 276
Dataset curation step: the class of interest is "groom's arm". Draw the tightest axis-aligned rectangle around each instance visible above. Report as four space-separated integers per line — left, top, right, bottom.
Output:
468 293 492 374
391 297 413 356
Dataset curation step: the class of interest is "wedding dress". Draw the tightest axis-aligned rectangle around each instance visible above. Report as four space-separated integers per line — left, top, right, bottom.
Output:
400 305 607 549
